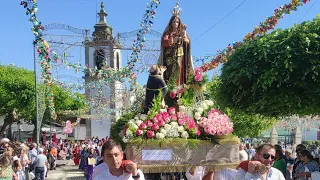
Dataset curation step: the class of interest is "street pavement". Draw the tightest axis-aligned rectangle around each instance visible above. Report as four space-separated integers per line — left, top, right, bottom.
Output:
46 160 85 180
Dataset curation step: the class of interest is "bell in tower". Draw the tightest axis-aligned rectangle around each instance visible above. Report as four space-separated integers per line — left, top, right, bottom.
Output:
84 1 123 139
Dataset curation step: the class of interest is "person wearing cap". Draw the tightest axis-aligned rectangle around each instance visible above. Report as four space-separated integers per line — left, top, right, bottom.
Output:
34 148 48 180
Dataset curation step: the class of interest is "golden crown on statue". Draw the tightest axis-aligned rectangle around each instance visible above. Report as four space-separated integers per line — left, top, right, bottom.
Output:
171 2 182 16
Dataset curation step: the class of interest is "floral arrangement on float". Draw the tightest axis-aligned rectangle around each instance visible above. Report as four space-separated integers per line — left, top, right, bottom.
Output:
120 100 235 143
116 67 238 146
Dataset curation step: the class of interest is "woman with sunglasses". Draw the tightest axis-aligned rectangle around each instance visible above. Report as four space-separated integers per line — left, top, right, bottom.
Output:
294 150 319 180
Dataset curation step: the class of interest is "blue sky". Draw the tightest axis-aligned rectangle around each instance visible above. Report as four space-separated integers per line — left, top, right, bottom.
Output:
1 0 319 86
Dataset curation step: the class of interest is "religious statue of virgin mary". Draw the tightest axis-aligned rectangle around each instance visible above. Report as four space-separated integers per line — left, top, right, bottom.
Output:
158 3 195 89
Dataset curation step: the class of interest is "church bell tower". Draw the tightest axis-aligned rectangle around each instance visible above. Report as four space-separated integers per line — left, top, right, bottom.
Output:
84 1 123 138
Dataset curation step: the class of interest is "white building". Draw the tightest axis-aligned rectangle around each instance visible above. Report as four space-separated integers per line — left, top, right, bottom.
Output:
83 2 123 139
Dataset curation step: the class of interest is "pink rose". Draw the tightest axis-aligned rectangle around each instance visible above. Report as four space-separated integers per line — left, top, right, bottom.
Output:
168 107 176 115
217 130 224 136
195 74 203 82
161 112 169 119
146 120 153 127
204 126 211 133
195 129 201 136
151 124 159 131
188 121 196 129
210 129 217 135
170 91 176 99
139 123 147 130
178 119 186 126
170 115 177 121
163 117 170 123
156 114 163 122
136 130 143 136
177 112 184 119
158 120 165 127
147 130 155 138
152 117 158 124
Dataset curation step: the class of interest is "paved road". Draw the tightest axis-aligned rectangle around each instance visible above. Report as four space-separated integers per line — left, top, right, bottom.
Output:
46 160 85 180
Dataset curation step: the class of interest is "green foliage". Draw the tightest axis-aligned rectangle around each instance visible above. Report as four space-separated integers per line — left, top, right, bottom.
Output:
44 86 87 122
302 140 314 146
219 16 320 117
0 65 87 127
0 65 36 121
110 111 137 149
181 88 194 107
207 76 276 137
147 90 162 119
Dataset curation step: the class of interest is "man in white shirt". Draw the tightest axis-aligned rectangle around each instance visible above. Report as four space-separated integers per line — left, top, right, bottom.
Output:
235 144 285 180
93 139 145 180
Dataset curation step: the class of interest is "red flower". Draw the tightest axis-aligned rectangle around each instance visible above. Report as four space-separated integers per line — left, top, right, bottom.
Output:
170 91 176 99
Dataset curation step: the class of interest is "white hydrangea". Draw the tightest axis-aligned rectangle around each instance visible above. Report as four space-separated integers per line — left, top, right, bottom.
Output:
170 122 178 127
166 126 180 138
140 114 147 121
196 107 204 114
177 99 183 105
181 131 189 139
177 126 185 133
206 100 214 107
164 124 172 130
156 132 165 139
134 116 139 120
194 112 201 120
160 128 167 136
201 102 208 110
135 120 143 126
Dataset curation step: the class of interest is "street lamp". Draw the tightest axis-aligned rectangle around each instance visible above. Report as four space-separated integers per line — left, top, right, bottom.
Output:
76 118 80 141
17 121 22 142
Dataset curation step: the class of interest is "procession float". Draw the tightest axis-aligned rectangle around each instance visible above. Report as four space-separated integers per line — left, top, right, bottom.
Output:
111 2 241 174
20 0 312 176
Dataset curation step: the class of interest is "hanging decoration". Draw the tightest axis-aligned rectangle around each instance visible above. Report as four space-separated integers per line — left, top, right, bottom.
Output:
20 0 309 122
20 0 57 120
194 0 311 73
64 120 73 134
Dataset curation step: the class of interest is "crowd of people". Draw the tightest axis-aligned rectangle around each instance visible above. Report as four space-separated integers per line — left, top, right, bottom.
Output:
2 135 320 180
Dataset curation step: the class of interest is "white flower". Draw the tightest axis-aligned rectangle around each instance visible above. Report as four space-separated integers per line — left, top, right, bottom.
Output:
160 128 167 136
156 132 165 139
170 122 178 127
177 126 185 133
140 114 147 121
181 131 189 139
164 124 172 130
197 107 204 113
177 99 183 105
134 116 139 120
201 102 208 110
126 129 133 137
206 100 214 107
194 112 201 120
135 120 143 126
179 106 186 112
122 136 129 143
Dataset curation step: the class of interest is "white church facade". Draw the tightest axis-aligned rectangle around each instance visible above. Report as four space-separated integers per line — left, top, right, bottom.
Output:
83 2 124 139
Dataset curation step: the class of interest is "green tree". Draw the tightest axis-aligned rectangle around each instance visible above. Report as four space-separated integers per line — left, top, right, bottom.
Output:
0 65 36 137
218 16 320 117
0 65 87 139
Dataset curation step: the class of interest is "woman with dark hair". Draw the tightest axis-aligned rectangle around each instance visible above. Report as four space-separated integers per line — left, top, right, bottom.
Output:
85 148 96 180
294 150 319 180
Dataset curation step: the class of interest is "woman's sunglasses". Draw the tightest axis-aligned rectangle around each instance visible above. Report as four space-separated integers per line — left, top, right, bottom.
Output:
263 153 276 160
